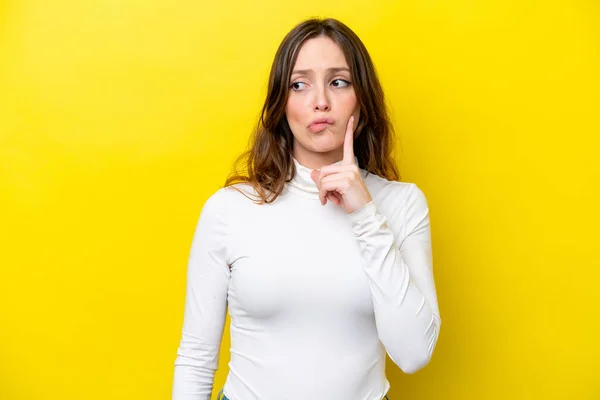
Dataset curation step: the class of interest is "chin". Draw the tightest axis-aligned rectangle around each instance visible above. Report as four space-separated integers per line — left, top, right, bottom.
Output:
309 141 341 154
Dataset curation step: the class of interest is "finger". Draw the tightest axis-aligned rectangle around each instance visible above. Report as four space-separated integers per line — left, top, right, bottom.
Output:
319 171 354 202
319 185 328 205
343 115 356 165
312 169 329 205
319 183 327 205
326 192 340 205
321 189 332 205
319 176 352 201
330 191 342 205
320 171 354 186
315 164 354 181
313 166 348 197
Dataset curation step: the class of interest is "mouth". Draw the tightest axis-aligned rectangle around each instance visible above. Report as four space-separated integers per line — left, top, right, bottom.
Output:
308 122 331 133
308 117 334 133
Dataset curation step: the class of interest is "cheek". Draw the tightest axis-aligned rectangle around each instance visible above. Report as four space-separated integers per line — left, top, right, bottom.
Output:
285 96 308 125
339 91 358 112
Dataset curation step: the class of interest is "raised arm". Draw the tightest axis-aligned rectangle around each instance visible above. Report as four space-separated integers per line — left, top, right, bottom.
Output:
172 189 230 399
347 183 442 374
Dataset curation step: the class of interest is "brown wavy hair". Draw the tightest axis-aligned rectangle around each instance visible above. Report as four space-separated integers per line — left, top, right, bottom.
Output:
223 17 400 204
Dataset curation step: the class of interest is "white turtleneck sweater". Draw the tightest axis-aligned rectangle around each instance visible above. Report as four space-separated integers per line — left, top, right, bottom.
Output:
172 156 442 400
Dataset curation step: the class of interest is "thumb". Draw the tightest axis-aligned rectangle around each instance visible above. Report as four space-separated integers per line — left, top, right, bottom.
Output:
310 169 319 182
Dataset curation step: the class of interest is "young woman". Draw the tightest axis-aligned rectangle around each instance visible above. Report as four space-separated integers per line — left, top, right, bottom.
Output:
172 17 442 400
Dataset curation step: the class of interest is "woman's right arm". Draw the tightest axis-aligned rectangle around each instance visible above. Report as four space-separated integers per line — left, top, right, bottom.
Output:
172 188 231 400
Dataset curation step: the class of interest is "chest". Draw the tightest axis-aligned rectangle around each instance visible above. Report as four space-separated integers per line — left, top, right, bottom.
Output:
226 200 374 321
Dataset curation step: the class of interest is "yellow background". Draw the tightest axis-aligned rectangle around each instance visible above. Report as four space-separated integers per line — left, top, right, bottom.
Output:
1 0 598 399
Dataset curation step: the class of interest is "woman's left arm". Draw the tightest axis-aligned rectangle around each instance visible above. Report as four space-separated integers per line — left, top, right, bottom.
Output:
347 183 442 374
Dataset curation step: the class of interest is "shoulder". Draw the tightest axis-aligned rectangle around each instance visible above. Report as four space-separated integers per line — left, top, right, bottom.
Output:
201 183 266 219
204 183 254 207
195 187 231 228
202 186 230 211
363 170 425 211
362 171 430 231
195 185 250 242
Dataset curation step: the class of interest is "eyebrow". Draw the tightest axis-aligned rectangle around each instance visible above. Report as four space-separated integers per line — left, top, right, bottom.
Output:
291 67 350 76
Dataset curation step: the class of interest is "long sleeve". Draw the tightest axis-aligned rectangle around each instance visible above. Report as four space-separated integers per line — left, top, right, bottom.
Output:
172 189 231 400
347 183 442 374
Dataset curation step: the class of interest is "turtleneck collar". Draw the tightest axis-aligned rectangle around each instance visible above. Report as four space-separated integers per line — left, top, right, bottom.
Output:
286 155 360 199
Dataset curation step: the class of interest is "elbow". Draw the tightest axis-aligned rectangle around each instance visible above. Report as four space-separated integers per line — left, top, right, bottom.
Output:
388 324 440 374
396 351 432 374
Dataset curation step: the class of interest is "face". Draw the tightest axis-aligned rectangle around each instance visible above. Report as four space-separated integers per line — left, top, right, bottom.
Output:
285 36 360 164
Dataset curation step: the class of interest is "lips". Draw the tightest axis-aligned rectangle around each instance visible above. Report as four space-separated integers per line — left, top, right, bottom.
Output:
308 117 334 133
308 123 329 133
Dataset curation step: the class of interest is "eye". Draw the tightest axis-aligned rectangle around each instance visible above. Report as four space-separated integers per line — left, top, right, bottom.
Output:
331 79 351 88
290 81 307 91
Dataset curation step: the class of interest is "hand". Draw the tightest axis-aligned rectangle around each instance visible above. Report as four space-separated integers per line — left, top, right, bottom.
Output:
310 116 373 214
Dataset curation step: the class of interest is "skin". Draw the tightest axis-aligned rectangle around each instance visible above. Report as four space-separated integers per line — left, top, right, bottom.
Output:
284 35 372 213
285 35 360 168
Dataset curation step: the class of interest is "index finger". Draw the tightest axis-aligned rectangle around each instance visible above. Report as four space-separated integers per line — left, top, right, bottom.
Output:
343 115 355 165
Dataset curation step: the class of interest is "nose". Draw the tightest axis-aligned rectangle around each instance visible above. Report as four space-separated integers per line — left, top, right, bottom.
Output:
313 85 330 112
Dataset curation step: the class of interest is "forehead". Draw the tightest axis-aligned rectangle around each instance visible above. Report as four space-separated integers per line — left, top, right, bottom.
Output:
293 36 349 70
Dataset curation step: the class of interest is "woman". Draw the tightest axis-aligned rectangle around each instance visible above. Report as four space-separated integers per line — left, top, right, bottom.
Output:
172 17 441 400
